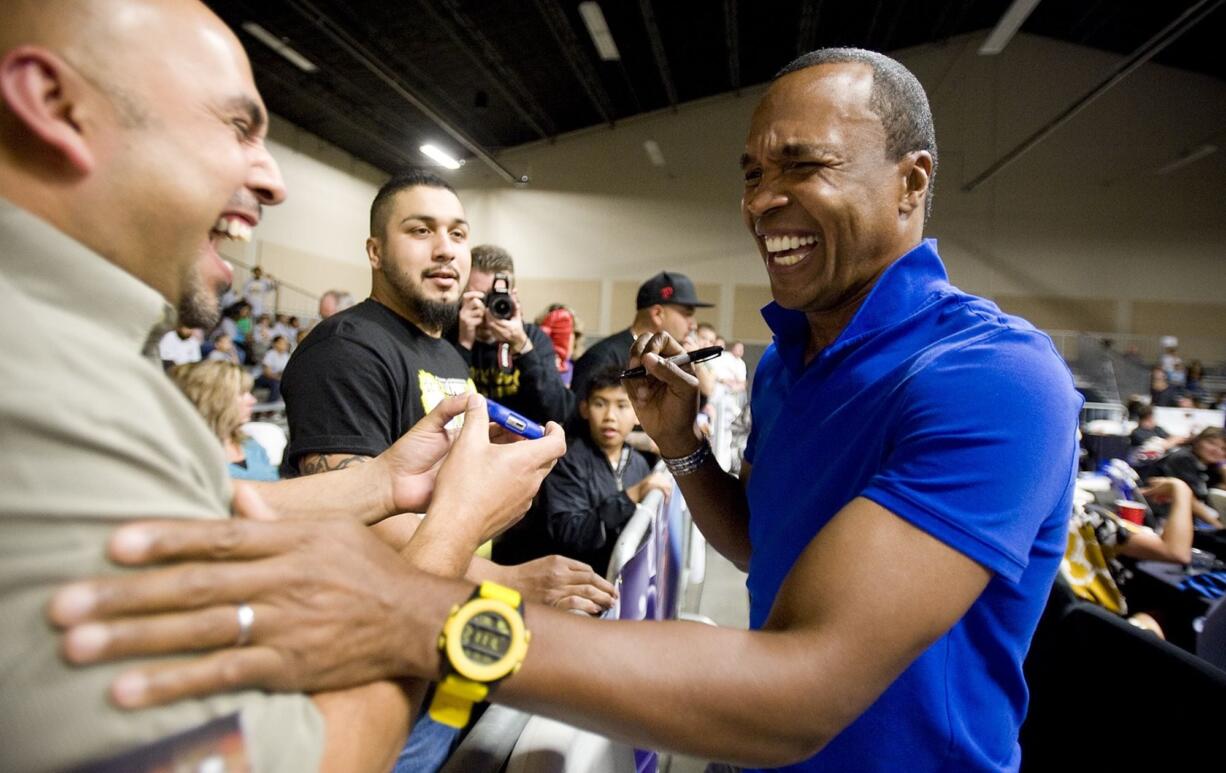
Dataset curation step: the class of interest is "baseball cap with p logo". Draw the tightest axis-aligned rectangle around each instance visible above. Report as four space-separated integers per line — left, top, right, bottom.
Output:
635 271 714 309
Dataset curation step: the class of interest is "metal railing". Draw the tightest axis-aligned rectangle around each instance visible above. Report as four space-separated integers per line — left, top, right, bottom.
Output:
1046 330 1226 370
227 257 321 320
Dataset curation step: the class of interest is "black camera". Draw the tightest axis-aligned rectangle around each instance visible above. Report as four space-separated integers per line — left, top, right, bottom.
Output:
485 272 515 320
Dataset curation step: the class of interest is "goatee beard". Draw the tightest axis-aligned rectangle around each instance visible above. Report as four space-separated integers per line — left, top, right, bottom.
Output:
407 295 459 333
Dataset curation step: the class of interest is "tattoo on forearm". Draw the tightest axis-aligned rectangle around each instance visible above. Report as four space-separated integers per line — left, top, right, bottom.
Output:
299 454 371 476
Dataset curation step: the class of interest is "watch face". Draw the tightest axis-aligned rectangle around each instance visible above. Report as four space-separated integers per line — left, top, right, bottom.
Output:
462 610 513 665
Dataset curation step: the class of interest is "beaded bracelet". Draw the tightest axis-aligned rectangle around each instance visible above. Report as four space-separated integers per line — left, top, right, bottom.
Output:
662 440 711 477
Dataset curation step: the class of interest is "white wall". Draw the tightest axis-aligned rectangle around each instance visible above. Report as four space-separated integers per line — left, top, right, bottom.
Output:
220 115 382 316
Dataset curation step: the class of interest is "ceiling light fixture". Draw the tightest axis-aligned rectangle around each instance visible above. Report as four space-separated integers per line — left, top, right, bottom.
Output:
1155 143 1218 175
978 0 1043 55
242 22 318 73
420 144 462 170
643 139 666 167
579 1 621 61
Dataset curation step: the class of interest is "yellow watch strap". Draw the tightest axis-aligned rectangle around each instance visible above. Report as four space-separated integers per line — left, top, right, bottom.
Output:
429 675 490 728
478 580 522 608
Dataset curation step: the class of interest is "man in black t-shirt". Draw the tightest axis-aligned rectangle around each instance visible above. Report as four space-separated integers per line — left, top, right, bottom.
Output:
280 169 617 771
281 169 475 475
448 244 576 425
570 271 713 399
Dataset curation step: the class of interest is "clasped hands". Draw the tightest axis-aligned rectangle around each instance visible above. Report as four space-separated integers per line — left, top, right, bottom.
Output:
48 394 569 707
44 338 705 711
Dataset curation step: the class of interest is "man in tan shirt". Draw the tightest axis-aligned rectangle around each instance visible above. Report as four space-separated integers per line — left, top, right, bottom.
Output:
0 1 566 770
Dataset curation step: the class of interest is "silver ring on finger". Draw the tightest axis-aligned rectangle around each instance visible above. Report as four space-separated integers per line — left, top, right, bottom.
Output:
235 603 255 647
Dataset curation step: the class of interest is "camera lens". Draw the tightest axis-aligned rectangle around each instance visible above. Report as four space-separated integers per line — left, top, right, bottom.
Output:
489 296 515 320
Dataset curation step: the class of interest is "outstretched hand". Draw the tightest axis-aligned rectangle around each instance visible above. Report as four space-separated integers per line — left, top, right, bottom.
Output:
496 555 618 615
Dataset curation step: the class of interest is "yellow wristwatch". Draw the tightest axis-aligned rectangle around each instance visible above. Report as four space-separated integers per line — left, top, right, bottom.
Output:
428 580 530 728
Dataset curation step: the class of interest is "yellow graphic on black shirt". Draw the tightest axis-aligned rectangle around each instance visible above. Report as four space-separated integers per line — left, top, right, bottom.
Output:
418 370 476 429
471 365 521 400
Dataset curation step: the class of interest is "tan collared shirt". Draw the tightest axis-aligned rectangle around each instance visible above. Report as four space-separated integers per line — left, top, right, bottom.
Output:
0 201 323 772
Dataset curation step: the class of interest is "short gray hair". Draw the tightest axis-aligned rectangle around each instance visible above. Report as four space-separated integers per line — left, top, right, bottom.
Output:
777 48 938 219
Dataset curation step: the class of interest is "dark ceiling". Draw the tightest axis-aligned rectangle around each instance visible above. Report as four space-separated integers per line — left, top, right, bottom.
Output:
203 0 1226 180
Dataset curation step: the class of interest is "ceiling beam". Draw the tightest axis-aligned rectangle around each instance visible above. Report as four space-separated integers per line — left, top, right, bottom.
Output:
284 0 524 184
929 0 975 43
255 65 418 170
638 0 678 109
533 0 617 126
421 0 557 140
796 0 823 57
864 0 885 47
963 0 1226 191
878 0 908 51
724 0 740 92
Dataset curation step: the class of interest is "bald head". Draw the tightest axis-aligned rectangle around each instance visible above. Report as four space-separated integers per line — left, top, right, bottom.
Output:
0 0 285 308
3 0 239 107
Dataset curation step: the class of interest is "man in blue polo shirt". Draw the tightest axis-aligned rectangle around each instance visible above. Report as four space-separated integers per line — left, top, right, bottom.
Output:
623 49 1081 770
54 48 1080 772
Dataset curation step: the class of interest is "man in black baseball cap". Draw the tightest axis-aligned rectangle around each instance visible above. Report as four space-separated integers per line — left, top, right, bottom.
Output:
571 271 713 400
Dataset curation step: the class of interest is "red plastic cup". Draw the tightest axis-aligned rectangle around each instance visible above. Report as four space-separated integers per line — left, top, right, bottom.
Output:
1116 500 1146 525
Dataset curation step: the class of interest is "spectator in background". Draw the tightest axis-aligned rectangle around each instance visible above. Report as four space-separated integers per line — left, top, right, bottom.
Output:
215 299 250 358
1141 427 1225 527
206 332 241 364
256 334 290 401
318 288 354 320
1150 366 1178 407
233 300 253 348
449 245 576 425
1169 361 1187 388
273 311 292 340
537 304 578 387
170 360 278 481
1159 335 1182 377
1129 404 1183 458
497 366 671 574
242 264 275 317
1186 359 1205 398
570 271 713 399
249 313 274 362
728 340 749 387
157 324 201 369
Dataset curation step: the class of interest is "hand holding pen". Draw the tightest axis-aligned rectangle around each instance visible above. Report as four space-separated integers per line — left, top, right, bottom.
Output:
623 333 709 459
619 345 723 379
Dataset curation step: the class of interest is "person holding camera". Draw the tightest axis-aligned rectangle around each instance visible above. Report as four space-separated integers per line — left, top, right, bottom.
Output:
449 245 577 426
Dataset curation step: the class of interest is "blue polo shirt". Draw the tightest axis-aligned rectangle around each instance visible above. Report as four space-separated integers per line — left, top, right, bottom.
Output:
743 239 1080 772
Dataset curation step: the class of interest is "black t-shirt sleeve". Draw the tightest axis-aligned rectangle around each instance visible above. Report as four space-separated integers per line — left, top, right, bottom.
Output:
281 335 399 470
512 325 577 425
